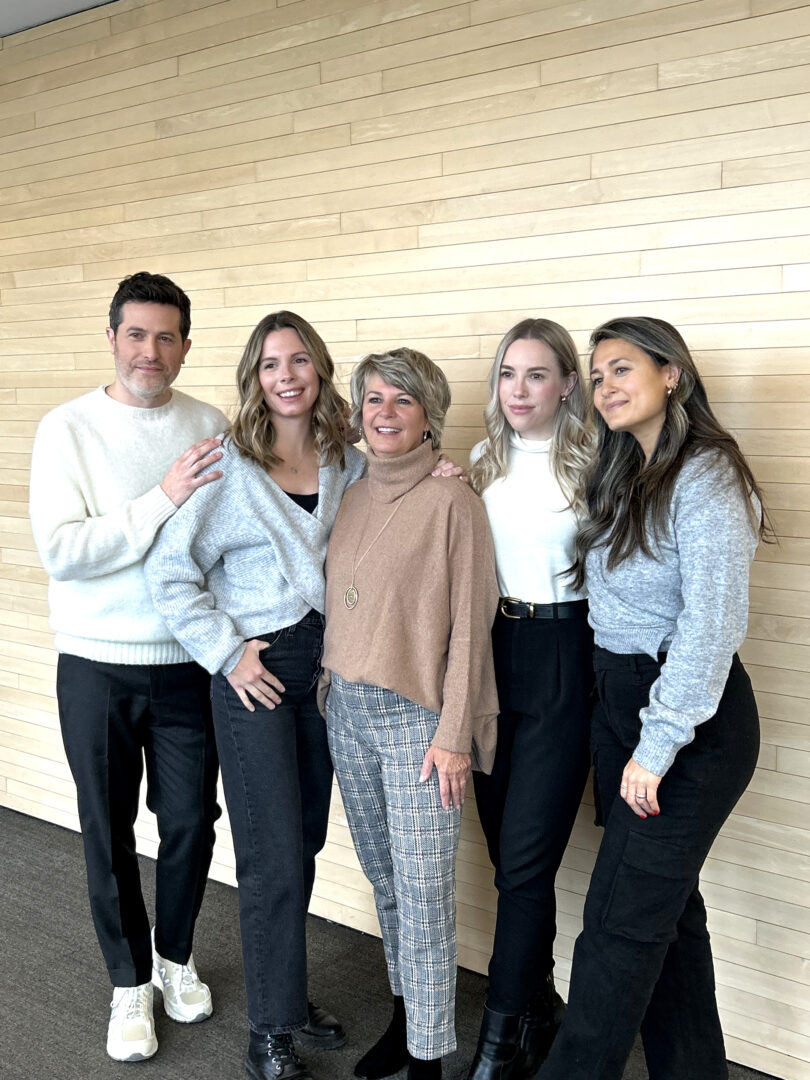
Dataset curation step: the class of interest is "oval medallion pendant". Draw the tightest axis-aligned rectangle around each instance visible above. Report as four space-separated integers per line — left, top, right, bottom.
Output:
344 586 359 610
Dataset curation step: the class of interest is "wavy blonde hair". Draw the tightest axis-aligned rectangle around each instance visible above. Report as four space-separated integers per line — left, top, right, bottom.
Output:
470 318 594 515
228 311 348 469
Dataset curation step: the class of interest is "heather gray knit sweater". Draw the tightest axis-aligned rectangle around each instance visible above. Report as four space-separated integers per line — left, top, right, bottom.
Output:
145 438 366 676
585 451 760 777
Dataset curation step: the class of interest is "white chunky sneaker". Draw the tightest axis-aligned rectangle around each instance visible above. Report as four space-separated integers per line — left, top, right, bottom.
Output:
151 929 213 1023
107 983 158 1061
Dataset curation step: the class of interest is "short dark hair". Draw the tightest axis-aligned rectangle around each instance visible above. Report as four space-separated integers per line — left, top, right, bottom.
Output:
108 272 191 341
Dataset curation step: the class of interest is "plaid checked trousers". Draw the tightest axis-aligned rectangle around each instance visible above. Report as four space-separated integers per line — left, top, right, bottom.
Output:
326 673 461 1059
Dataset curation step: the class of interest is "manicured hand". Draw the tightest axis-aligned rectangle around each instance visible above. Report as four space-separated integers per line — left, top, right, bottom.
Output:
432 453 469 483
161 437 223 507
226 639 286 712
620 757 662 818
420 746 472 809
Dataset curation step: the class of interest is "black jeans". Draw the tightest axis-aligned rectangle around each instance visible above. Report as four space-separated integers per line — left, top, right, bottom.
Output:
57 654 220 986
210 610 333 1034
473 604 594 1014
540 649 760 1080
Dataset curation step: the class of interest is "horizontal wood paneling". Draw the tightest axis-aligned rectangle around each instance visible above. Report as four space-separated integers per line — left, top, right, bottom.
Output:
1 3 808 1077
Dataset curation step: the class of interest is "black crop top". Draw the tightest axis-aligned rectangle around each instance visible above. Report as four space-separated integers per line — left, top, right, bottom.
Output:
283 490 319 514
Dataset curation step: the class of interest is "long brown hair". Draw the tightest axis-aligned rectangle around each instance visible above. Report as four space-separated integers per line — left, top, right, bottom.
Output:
571 316 769 589
470 318 594 516
228 311 348 470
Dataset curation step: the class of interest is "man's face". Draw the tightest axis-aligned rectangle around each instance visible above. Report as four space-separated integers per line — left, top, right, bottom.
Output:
105 302 191 408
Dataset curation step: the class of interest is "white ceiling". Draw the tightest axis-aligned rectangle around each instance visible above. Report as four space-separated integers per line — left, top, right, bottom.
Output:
0 0 113 40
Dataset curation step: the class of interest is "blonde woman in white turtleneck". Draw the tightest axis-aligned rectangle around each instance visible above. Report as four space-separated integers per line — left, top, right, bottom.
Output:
466 319 595 1080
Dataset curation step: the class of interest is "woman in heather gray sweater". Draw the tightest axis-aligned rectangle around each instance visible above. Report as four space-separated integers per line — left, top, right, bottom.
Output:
146 312 365 1080
539 317 767 1080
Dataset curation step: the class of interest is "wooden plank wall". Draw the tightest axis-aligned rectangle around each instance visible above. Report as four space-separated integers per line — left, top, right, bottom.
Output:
0 0 808 1075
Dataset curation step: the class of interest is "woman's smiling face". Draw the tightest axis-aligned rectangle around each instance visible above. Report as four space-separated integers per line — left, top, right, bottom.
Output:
257 327 320 421
361 374 427 458
590 337 679 460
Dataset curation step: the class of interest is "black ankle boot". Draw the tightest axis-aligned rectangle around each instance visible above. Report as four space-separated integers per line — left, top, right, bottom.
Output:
246 1031 312 1080
466 1007 523 1080
515 976 566 1079
408 1054 441 1080
294 1000 347 1050
354 995 409 1079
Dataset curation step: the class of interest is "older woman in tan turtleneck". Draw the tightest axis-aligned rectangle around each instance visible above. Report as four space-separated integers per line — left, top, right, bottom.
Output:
322 348 499 1080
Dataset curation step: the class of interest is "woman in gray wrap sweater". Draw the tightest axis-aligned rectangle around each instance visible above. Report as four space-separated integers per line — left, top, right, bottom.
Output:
146 311 364 1080
539 317 768 1080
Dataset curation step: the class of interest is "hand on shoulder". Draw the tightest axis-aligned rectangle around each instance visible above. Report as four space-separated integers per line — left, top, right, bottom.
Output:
161 437 223 508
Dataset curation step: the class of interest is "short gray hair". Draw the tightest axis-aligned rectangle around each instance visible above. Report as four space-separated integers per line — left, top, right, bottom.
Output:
350 347 451 448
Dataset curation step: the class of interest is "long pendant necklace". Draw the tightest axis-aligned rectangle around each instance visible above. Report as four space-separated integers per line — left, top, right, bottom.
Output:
344 497 407 610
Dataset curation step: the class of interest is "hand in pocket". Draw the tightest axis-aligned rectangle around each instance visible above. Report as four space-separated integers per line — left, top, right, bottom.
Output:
226 639 286 712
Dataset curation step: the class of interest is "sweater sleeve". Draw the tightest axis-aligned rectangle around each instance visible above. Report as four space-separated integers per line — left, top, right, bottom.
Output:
144 485 247 676
634 459 759 776
432 491 499 753
29 411 176 582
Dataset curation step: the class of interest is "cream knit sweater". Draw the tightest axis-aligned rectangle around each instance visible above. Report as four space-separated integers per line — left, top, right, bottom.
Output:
29 386 227 665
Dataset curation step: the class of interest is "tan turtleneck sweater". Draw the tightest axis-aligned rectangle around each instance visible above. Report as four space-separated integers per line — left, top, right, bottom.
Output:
322 440 499 773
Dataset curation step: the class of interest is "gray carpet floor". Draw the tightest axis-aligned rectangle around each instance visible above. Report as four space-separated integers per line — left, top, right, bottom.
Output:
0 807 772 1080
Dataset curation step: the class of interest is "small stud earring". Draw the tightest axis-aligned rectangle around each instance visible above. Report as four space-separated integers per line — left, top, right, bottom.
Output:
422 430 430 442
666 386 673 397
560 395 567 403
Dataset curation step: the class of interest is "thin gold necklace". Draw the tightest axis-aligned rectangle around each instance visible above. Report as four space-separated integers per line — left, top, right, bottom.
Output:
282 441 315 475
344 496 407 610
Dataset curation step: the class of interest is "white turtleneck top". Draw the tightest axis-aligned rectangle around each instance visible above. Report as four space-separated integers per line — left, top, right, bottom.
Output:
470 431 585 604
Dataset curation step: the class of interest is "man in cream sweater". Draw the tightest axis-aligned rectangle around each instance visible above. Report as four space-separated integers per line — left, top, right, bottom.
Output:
29 272 227 1063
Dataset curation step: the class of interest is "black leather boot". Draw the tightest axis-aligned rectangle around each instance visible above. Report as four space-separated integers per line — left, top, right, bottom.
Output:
354 995 409 1079
246 1031 312 1080
515 976 566 1079
466 1007 523 1080
408 1054 441 1080
294 1000 347 1050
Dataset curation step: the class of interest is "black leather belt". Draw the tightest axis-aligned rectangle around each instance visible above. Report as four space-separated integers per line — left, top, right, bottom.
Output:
499 597 588 621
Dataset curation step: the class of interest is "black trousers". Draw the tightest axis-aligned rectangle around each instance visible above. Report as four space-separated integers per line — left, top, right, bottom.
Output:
473 604 594 1014
57 654 220 987
210 611 333 1033
540 649 760 1080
